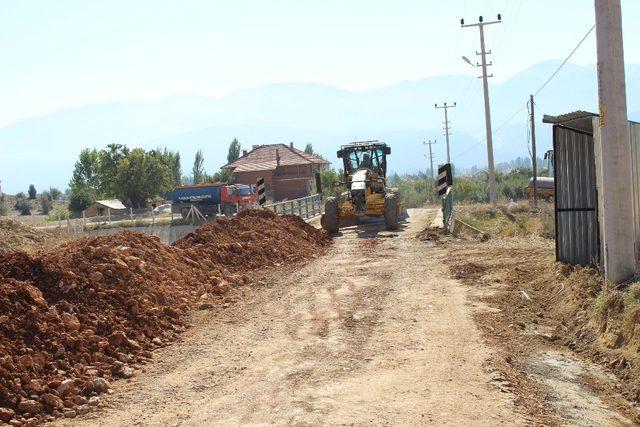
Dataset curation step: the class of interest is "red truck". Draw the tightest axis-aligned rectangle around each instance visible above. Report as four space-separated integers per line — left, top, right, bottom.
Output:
221 184 258 215
172 183 258 218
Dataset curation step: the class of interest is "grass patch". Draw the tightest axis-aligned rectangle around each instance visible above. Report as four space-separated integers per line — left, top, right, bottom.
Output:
456 201 554 239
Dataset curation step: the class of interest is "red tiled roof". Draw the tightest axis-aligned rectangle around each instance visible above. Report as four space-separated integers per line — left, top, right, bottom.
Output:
223 144 329 172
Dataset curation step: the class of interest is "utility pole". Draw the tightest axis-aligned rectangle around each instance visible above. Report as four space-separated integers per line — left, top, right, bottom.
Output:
461 14 501 205
530 95 538 206
435 102 456 164
594 0 635 283
423 140 436 183
423 140 437 187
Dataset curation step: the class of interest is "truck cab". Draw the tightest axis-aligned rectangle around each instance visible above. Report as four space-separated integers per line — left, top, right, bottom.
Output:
220 184 257 215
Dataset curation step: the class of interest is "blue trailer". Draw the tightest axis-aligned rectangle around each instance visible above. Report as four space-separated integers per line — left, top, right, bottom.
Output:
171 184 223 218
171 183 258 218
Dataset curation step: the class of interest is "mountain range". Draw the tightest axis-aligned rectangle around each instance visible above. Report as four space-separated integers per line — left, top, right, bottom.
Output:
2 60 640 194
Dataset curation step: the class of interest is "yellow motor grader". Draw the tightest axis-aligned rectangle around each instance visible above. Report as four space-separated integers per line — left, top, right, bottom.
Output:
321 140 401 233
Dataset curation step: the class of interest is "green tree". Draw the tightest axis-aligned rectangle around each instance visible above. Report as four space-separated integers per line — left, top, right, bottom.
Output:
208 168 234 184
115 149 173 208
68 148 100 215
71 148 101 192
193 150 205 184
49 187 62 200
68 144 182 212
97 143 129 196
40 196 53 215
14 198 31 215
303 143 326 160
68 183 95 215
319 168 343 197
171 152 182 186
227 138 241 163
28 184 37 199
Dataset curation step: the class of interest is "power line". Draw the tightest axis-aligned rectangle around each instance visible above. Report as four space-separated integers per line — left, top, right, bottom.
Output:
533 24 595 97
454 16 596 164
493 23 595 135
493 101 528 134
452 140 483 161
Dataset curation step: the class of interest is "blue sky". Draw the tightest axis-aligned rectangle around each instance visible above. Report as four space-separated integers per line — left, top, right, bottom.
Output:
0 0 639 127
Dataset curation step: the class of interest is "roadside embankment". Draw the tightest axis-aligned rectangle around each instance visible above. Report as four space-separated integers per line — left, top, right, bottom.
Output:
0 209 330 425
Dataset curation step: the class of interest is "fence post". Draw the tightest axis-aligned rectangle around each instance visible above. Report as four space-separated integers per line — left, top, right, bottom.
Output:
108 208 111 226
82 210 86 231
66 218 71 234
130 207 133 220
151 206 155 227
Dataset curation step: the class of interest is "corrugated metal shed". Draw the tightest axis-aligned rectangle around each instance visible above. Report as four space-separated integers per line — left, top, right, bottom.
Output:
552 126 599 265
544 111 640 267
630 123 640 262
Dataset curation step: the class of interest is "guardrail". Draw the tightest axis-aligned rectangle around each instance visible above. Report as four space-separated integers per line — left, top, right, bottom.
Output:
263 194 323 220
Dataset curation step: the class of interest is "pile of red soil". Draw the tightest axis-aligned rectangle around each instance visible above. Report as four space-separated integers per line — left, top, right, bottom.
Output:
0 210 330 425
173 209 332 270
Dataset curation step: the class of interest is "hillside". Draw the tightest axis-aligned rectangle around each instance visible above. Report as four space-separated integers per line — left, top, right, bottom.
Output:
2 60 640 193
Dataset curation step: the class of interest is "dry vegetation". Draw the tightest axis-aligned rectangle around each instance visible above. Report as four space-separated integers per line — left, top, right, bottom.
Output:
0 219 72 254
433 203 640 422
455 201 555 239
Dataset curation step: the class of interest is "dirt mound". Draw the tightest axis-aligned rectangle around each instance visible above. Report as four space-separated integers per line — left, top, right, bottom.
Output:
0 210 330 424
174 209 332 270
0 219 69 254
450 262 487 280
416 226 454 245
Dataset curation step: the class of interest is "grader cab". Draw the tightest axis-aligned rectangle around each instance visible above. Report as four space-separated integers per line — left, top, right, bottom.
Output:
321 140 401 233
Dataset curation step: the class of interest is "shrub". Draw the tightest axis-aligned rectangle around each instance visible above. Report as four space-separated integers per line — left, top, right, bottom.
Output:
14 199 31 216
0 203 6 216
46 210 70 221
40 196 53 215
28 184 37 199
68 185 94 215
49 187 62 200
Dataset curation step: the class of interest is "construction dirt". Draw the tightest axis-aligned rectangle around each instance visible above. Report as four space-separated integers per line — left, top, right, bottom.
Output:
0 219 71 254
0 210 329 425
442 206 640 425
3 205 638 425
52 209 523 426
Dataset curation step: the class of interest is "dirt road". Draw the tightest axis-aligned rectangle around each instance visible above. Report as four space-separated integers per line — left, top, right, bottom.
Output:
58 208 520 426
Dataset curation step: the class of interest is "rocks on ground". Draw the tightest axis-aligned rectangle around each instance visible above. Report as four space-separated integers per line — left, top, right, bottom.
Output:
0 209 330 424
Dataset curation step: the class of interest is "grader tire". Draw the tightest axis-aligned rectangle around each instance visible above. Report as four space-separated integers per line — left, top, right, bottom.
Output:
323 197 339 234
384 193 399 231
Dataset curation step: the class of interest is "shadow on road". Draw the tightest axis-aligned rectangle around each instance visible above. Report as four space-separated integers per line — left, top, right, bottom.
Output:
332 212 410 238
